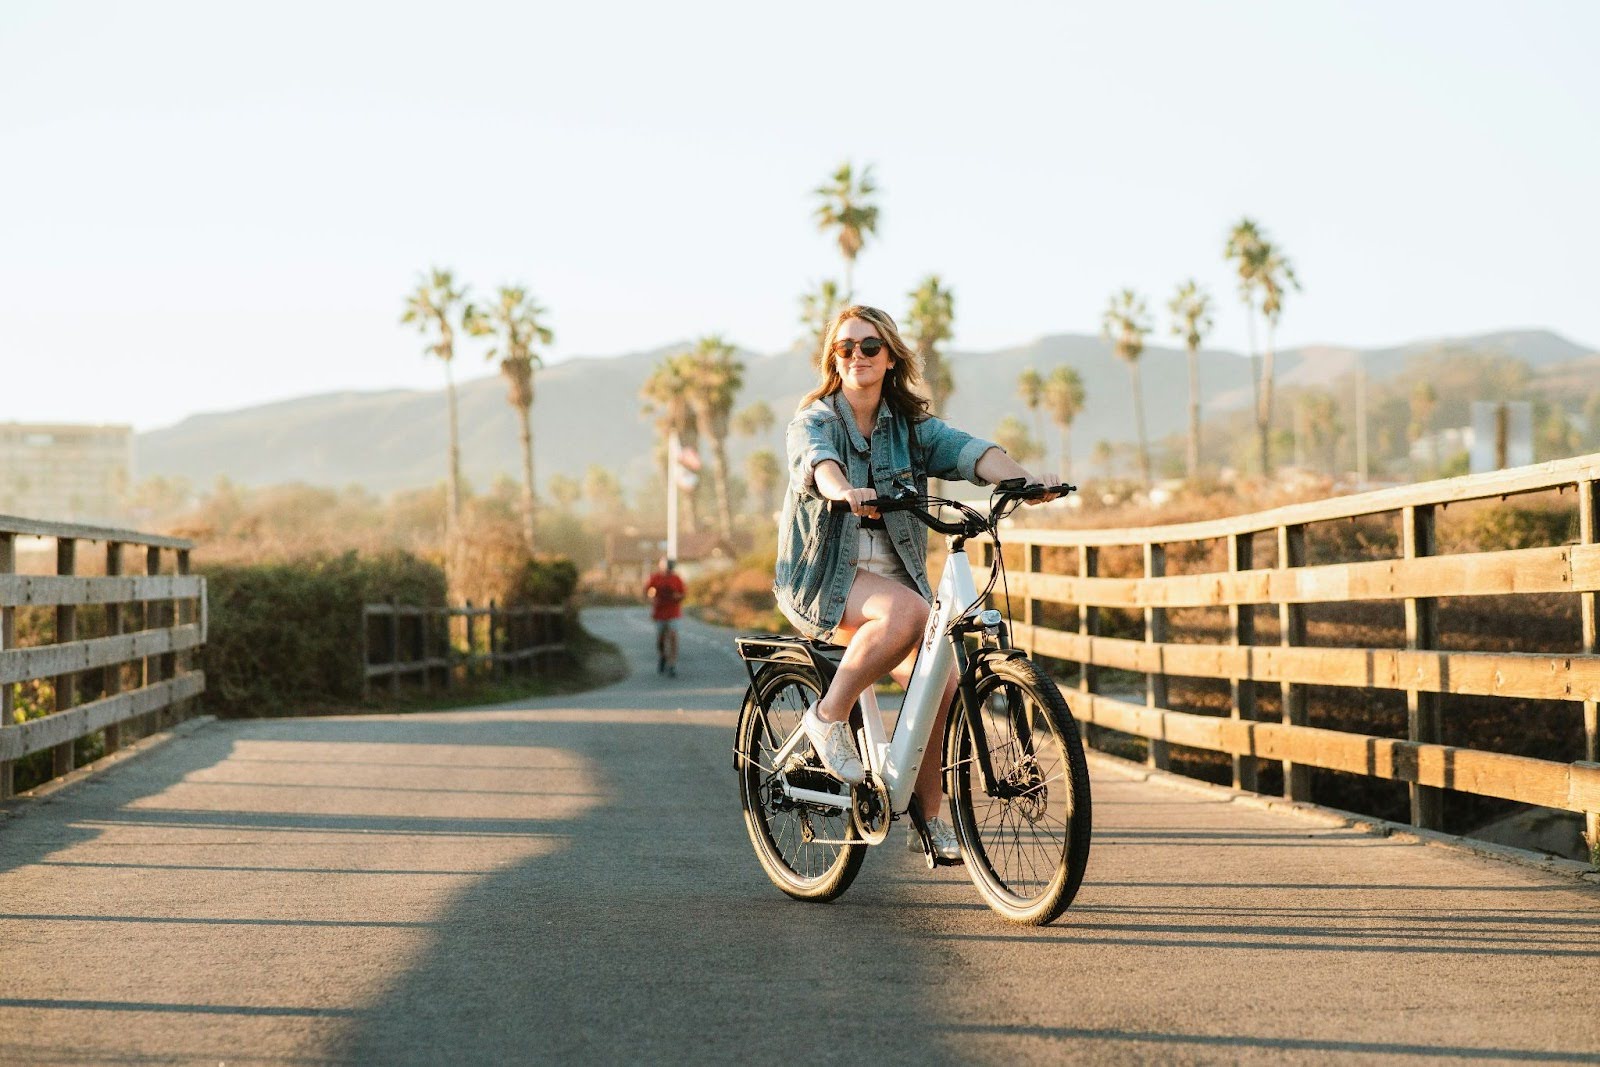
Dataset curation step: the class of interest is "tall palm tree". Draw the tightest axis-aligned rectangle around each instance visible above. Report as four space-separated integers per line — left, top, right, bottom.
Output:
679 336 745 542
813 163 879 300
994 415 1043 466
1225 219 1266 473
1102 288 1154 487
400 267 468 528
465 285 553 551
745 449 781 518
1168 279 1213 480
1410 380 1438 478
798 279 844 365
906 275 955 413
1043 365 1086 481
1018 368 1045 453
1256 241 1302 477
732 400 774 440
641 356 700 533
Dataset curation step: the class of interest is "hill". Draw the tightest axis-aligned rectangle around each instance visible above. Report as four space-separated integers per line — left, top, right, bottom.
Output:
135 328 1595 496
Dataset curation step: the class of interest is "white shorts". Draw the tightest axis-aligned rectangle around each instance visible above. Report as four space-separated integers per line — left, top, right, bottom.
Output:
854 526 917 591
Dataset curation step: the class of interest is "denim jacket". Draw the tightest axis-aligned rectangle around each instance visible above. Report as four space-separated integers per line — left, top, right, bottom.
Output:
774 391 997 641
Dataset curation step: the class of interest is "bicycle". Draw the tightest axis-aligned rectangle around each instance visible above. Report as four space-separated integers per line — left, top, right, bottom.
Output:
732 478 1093 925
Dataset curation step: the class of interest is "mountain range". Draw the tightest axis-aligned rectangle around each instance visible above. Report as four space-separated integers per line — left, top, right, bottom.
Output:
135 328 1595 497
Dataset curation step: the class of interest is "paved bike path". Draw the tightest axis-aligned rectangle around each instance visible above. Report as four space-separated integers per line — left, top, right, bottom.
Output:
1 607 1597 1064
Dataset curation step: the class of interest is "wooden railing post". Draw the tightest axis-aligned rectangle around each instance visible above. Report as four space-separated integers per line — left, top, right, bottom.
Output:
52 537 78 778
144 545 162 736
1023 540 1040 659
172 548 191 725
388 596 401 697
103 542 124 754
1579 480 1599 856
464 600 477 680
489 599 501 677
1078 546 1099 701
1229 532 1258 791
1278 524 1311 802
1403 504 1444 829
360 604 372 701
1 531 14 798
440 608 453 690
1144 541 1169 770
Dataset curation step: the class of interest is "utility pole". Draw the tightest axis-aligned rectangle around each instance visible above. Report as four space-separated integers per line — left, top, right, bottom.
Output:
666 430 679 564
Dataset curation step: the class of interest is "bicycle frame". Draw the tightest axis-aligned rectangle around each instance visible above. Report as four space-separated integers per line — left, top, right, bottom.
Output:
768 538 981 816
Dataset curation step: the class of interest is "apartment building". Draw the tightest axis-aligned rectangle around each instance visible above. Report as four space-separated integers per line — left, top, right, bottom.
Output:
0 422 133 524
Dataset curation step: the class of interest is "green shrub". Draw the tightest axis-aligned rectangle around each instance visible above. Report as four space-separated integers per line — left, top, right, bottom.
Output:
504 557 580 607
200 550 445 717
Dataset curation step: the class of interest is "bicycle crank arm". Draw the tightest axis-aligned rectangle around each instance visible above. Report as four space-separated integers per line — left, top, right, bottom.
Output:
780 780 853 811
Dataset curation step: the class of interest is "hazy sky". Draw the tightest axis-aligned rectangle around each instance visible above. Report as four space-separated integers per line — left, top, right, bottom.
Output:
2 1 1596 431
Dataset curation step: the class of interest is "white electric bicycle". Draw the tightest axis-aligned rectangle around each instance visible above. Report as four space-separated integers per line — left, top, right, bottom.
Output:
733 479 1093 925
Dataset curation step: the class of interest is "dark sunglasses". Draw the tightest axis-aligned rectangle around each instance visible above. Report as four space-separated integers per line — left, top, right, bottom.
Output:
832 337 887 359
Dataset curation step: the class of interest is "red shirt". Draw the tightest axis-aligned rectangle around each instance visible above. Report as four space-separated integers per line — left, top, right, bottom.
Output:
645 571 686 621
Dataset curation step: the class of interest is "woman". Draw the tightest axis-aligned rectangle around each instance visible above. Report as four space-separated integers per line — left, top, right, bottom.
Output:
776 304 1061 861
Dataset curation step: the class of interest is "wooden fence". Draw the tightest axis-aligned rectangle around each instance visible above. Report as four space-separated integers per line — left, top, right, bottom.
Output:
984 454 1600 856
361 600 569 696
0 515 204 798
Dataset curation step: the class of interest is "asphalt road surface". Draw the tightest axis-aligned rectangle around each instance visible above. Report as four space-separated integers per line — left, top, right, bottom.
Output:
2 607 1598 1065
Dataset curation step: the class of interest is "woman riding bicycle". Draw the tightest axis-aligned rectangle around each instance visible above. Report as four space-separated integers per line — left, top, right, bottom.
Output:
775 304 1062 861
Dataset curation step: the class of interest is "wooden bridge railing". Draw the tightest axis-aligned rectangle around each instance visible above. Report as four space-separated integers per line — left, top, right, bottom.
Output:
0 515 204 798
361 600 569 697
984 454 1600 858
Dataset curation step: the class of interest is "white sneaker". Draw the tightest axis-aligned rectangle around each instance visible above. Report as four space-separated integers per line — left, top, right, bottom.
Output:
801 703 865 785
909 816 962 862
926 816 961 862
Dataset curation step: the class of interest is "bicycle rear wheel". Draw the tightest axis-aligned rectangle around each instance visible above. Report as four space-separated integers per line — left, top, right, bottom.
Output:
735 665 866 902
946 656 1092 925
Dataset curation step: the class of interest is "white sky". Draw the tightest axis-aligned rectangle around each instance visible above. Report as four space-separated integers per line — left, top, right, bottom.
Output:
2 1 1596 431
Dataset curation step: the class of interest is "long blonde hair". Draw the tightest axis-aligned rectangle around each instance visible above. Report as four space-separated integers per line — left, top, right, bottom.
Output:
801 304 931 423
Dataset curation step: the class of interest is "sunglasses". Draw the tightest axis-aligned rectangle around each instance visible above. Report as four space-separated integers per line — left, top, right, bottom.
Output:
832 337 887 360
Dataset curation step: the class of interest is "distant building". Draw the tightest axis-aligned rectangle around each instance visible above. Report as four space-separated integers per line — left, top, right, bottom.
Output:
0 423 133 524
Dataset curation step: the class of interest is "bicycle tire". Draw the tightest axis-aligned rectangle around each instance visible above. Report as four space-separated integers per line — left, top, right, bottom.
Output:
945 655 1092 925
735 665 866 902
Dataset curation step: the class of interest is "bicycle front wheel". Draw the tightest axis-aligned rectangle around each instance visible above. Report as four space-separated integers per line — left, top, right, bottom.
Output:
735 666 866 902
946 656 1092 925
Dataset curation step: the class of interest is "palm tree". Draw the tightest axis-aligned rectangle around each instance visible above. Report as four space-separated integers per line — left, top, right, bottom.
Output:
1225 219 1266 473
1410 381 1438 478
464 285 553 551
813 163 879 300
745 449 781 518
993 415 1043 466
1168 279 1213 480
798 279 844 364
1102 288 1154 487
400 267 468 528
1093 439 1115 482
732 400 774 440
1018 368 1045 452
1256 241 1302 478
1043 366 1086 481
679 336 745 542
548 474 581 513
641 356 700 533
905 275 955 413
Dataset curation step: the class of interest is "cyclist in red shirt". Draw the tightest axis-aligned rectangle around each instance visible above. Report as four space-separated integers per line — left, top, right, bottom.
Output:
644 557 686 677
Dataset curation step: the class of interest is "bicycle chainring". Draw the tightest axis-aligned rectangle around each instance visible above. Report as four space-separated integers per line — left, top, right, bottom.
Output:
851 774 892 845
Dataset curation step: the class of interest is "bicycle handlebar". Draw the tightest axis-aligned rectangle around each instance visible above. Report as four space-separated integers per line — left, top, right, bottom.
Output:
826 481 1076 536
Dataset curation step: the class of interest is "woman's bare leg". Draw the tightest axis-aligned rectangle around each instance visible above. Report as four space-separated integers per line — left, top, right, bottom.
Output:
815 570 928 724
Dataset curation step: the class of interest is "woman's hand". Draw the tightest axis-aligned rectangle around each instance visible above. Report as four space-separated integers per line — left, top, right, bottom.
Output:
1027 471 1065 505
841 486 881 520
